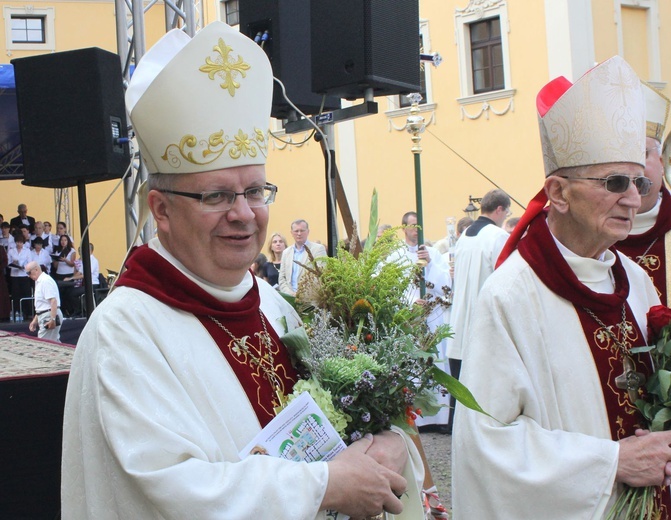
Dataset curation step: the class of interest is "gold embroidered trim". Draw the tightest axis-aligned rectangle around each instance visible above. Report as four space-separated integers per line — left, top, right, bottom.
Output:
161 128 268 167
647 122 664 142
199 38 251 97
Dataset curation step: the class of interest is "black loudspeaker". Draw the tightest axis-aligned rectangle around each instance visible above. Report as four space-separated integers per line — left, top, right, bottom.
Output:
311 0 421 100
11 47 130 189
239 0 341 120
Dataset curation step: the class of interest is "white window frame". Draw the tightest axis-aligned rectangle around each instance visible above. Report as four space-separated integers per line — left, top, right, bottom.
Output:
615 0 663 87
220 0 239 27
454 0 514 105
385 19 436 118
4 6 55 52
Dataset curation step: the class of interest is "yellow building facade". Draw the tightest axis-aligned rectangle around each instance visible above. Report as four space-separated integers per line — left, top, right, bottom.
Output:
1 0 669 271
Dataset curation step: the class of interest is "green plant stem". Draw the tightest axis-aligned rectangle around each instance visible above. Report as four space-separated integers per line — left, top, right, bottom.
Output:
356 317 364 343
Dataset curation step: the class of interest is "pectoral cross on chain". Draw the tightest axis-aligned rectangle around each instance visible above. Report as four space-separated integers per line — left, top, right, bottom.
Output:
614 356 646 402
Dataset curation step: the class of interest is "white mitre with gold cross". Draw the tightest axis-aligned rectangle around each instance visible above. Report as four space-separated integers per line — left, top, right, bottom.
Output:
642 81 670 143
125 21 272 174
537 55 646 177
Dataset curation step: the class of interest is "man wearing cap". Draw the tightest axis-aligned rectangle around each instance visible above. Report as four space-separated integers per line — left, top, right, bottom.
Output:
617 83 671 305
452 56 671 519
61 22 423 520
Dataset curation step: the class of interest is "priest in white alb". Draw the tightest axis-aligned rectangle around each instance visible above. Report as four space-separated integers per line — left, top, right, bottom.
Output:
452 56 671 519
61 21 424 520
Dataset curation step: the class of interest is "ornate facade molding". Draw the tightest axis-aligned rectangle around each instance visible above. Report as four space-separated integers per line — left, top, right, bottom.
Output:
460 98 513 120
455 0 507 17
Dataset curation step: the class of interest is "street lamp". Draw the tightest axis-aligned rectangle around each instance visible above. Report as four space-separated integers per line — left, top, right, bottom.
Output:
463 195 482 219
406 92 426 297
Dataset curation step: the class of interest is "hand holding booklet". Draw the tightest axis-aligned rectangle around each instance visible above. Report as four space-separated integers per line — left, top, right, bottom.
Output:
239 391 346 463
239 392 350 519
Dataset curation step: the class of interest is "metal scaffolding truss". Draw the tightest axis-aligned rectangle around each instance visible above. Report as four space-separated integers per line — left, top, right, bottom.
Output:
54 188 71 235
113 0 202 247
0 144 21 178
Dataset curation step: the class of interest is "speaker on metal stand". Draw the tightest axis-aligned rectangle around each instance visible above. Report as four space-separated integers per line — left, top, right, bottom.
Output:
310 0 420 99
12 47 130 318
239 0 341 120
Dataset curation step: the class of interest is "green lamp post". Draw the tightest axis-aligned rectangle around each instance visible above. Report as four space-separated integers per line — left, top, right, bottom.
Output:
406 93 427 297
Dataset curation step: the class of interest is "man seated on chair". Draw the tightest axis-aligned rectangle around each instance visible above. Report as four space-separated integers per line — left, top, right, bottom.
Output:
61 243 100 316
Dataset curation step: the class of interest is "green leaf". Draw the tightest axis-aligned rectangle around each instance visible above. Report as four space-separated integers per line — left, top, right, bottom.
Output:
664 339 671 358
280 327 312 366
277 315 289 335
429 366 505 424
413 390 443 418
390 417 418 436
646 373 661 396
658 370 671 400
651 407 671 432
629 345 654 354
279 291 296 308
364 189 379 253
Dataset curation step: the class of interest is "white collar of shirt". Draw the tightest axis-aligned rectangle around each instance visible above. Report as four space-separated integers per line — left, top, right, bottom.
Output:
294 243 306 254
630 192 662 236
406 243 418 253
549 224 616 293
150 237 252 303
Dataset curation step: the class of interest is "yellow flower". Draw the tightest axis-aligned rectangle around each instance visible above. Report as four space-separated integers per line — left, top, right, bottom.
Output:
351 298 374 319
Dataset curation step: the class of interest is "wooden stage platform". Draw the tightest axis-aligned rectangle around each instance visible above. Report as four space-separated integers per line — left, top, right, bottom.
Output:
0 330 76 519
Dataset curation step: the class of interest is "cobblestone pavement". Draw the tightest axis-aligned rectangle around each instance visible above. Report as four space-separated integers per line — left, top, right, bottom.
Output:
419 431 453 516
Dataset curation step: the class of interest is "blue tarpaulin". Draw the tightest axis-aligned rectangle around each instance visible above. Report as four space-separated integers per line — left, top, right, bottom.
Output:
0 63 23 179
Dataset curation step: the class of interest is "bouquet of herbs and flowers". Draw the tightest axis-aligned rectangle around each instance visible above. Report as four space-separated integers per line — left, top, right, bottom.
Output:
607 304 671 520
277 193 490 442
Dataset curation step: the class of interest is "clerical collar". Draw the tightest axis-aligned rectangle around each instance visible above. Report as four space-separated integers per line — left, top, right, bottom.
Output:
150 237 252 303
630 193 662 236
465 216 496 237
406 243 419 253
549 226 616 293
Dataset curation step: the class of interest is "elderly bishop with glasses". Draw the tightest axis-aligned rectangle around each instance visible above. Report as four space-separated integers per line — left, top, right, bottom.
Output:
61 22 423 520
452 56 671 519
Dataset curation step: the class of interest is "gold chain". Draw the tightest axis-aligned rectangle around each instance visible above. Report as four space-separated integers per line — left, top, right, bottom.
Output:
583 304 648 402
636 237 659 265
583 304 630 358
209 310 286 408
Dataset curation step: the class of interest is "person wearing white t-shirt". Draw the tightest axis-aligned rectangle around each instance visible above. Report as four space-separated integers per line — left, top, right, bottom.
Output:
26 261 62 341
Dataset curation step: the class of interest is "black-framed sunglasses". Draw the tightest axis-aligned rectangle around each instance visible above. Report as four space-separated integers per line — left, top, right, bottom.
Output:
159 183 278 212
556 174 652 196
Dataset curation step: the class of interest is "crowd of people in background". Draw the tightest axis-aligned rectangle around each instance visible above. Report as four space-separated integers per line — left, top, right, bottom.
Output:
0 204 102 333
1 198 516 330
33 23 666 519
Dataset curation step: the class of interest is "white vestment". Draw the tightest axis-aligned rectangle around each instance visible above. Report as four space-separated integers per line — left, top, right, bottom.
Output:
452 247 660 519
388 245 452 426
62 239 424 519
447 220 509 360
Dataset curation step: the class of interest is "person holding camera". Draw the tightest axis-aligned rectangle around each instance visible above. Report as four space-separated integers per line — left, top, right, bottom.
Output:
26 261 62 342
